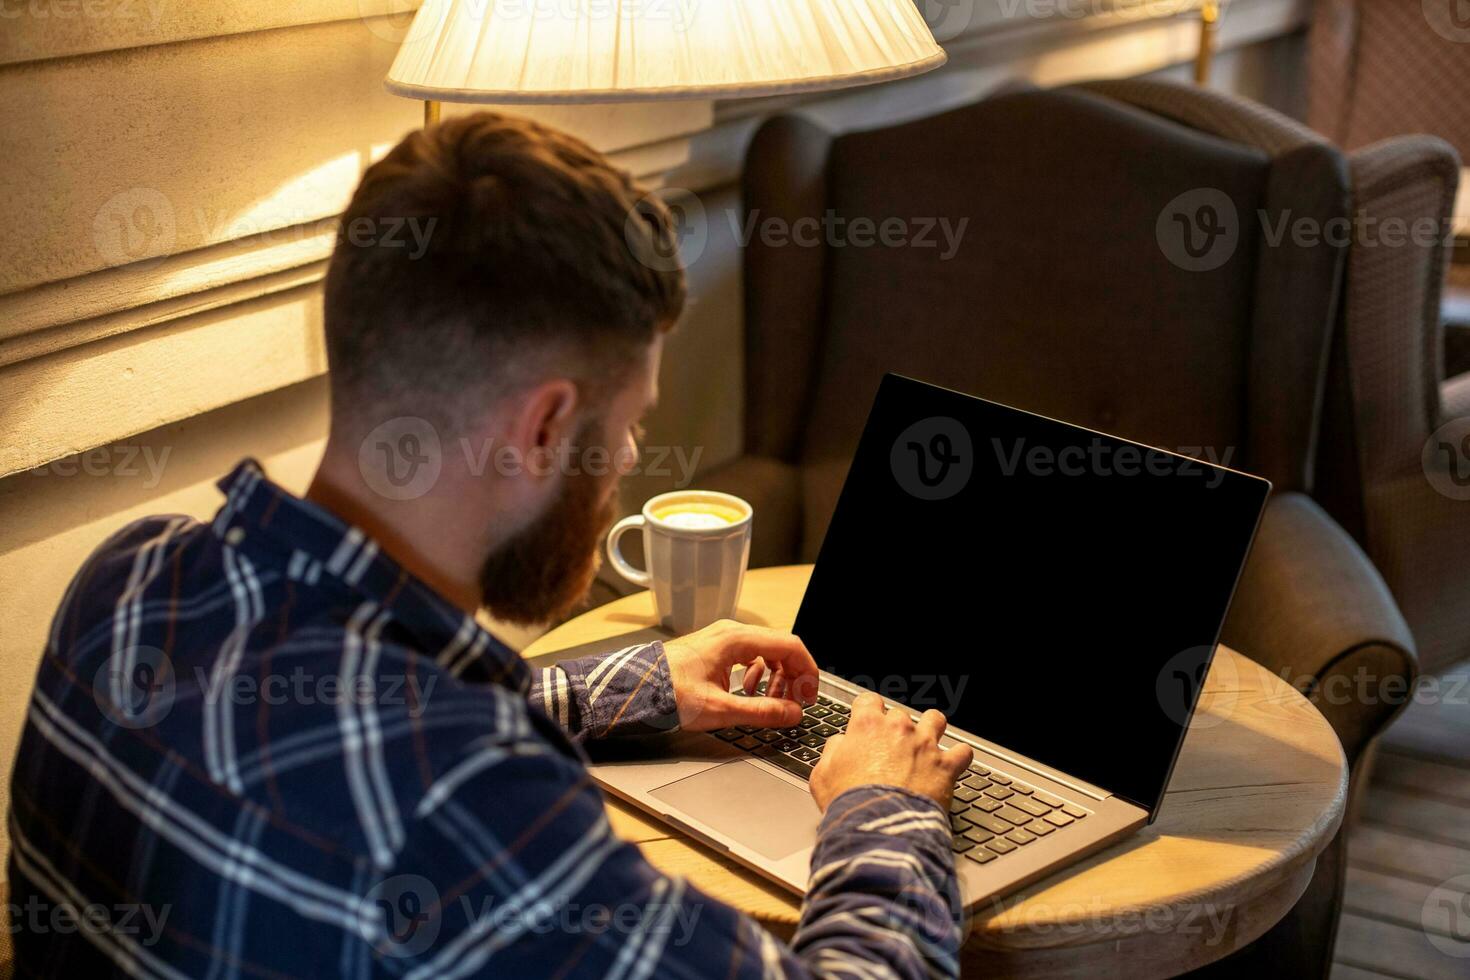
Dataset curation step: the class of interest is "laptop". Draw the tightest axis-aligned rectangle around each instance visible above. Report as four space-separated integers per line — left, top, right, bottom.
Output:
548 373 1270 907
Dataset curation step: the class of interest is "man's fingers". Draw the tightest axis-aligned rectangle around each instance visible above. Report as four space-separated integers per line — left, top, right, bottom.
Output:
941 740 975 777
769 666 790 703
818 733 844 761
719 626 820 703
741 659 765 696
916 709 948 742
787 672 821 705
711 691 801 728
849 692 886 721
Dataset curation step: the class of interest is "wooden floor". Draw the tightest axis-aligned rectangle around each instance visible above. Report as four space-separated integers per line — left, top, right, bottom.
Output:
1331 660 1470 980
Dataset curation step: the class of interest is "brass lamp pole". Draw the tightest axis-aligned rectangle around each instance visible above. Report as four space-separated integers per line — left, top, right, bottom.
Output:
1194 1 1221 85
424 100 442 127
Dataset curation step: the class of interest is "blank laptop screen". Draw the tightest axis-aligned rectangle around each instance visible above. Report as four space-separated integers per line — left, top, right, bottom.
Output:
792 374 1269 817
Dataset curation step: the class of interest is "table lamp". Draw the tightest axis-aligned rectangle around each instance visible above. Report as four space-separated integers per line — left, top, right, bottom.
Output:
385 0 948 125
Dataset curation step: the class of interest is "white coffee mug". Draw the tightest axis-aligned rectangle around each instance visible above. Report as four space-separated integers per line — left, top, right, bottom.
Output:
605 490 753 634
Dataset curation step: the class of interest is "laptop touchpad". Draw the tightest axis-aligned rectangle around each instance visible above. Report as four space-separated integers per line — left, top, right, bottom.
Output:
649 761 821 860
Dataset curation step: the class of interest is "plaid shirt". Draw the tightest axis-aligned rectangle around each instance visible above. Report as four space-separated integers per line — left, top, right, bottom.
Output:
8 460 963 978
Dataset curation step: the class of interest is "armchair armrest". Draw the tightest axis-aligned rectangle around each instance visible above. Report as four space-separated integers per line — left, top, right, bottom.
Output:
1221 493 1418 769
1197 501 1408 980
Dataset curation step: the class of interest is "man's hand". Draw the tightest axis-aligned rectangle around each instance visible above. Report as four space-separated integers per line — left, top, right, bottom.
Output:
809 694 973 812
663 620 819 731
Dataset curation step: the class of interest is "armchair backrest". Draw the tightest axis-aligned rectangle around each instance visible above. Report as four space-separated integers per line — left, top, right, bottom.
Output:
743 81 1350 558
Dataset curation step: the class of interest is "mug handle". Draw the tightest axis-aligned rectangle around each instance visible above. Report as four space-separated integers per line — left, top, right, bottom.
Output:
605 515 652 587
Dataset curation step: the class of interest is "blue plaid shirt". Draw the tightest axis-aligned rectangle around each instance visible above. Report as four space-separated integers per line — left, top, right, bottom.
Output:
8 460 963 978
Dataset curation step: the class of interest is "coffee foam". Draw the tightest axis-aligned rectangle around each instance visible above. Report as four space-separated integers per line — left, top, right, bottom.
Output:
652 500 745 529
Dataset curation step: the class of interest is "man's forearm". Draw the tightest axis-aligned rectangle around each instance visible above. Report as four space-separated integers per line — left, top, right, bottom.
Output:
792 785 965 976
530 641 680 741
404 706 965 979
526 641 966 974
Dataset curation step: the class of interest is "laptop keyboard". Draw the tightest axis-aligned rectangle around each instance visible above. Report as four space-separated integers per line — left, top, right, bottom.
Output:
711 692 1090 866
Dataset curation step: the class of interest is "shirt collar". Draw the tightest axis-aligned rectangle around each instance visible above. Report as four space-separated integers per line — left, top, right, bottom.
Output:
212 459 526 689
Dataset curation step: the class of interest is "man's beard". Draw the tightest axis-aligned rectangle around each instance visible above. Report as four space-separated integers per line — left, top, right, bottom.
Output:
478 455 619 626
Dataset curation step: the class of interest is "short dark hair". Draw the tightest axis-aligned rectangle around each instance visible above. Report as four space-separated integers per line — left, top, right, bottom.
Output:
323 112 686 434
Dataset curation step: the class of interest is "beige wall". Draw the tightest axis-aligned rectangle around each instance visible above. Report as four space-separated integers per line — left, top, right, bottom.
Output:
0 0 1308 873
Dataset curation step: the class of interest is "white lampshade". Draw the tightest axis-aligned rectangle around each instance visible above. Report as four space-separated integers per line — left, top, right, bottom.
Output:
385 0 947 104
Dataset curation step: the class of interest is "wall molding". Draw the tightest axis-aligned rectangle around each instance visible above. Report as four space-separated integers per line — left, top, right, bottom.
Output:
0 218 337 346
0 282 328 476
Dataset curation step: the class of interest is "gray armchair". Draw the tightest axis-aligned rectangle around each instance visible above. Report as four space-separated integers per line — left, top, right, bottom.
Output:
706 79 1418 976
1303 0 1470 677
1314 137 1468 677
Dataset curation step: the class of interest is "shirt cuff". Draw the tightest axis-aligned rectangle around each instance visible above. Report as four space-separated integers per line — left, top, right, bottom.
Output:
811 787 958 887
815 785 955 866
538 641 680 740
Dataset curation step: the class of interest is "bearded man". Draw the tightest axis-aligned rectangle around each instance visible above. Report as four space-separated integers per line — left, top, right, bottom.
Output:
9 114 971 978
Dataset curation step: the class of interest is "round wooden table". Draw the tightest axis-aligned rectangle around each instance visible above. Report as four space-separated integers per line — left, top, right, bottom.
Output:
524 565 1348 978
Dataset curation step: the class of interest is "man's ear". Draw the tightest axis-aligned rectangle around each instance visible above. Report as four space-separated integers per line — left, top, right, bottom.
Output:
510 378 580 456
